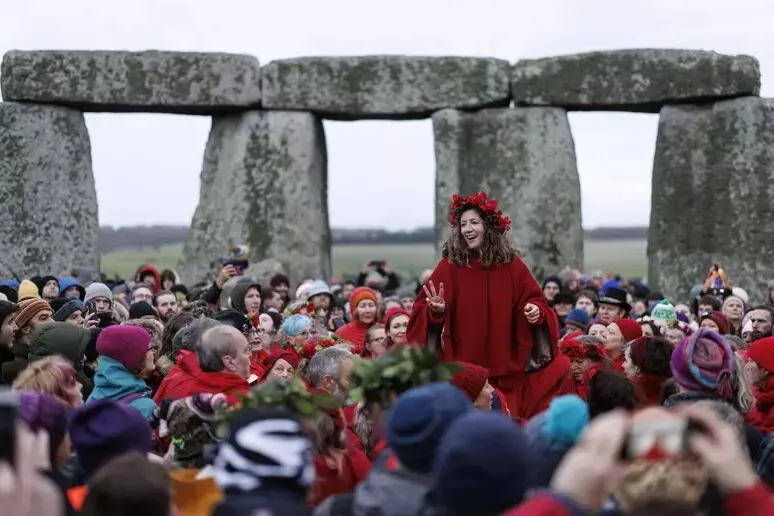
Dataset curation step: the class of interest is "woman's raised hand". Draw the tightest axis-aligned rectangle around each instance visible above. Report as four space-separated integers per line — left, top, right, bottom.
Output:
524 303 540 324
423 281 446 316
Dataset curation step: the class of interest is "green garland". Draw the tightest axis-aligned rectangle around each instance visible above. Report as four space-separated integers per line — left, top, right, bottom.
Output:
348 345 461 409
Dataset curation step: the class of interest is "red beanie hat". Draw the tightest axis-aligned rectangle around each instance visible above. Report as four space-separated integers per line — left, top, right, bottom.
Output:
613 318 643 343
349 287 378 315
260 348 301 381
384 307 409 328
700 310 730 335
747 337 774 374
450 362 489 402
96 326 150 371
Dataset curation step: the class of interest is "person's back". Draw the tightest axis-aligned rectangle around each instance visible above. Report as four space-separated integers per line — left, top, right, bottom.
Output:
80 453 174 516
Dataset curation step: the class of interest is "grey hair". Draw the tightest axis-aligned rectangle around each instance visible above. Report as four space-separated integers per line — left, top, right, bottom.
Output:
575 335 604 347
179 317 222 353
197 325 240 373
692 399 747 451
304 346 353 388
731 354 754 416
725 335 747 352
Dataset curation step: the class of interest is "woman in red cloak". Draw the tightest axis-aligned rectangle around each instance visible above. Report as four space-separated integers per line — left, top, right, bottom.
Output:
407 191 575 418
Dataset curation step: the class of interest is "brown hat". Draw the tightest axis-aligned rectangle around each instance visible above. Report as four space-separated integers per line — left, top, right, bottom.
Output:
14 298 53 329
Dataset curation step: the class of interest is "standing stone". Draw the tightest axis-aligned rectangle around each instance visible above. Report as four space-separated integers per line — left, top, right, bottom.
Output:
433 108 583 279
262 56 510 119
0 103 98 279
179 111 329 285
512 49 760 112
649 97 774 303
1 50 261 114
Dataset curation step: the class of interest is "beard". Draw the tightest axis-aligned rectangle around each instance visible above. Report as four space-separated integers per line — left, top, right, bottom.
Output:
330 380 349 405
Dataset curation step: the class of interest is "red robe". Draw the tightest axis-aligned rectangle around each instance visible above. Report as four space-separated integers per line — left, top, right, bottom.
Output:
407 257 574 419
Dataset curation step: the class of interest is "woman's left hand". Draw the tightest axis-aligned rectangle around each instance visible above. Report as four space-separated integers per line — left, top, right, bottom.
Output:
524 303 540 324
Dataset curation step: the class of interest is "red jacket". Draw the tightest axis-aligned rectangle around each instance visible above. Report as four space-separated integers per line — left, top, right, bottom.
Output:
153 349 250 404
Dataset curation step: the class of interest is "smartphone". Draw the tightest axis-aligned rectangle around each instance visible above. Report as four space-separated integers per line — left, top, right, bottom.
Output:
620 417 707 461
85 300 98 315
0 389 19 466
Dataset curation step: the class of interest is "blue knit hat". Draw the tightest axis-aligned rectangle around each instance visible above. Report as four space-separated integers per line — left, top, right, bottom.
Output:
565 308 590 330
601 279 620 296
386 383 471 473
541 275 562 290
434 411 534 515
69 399 153 475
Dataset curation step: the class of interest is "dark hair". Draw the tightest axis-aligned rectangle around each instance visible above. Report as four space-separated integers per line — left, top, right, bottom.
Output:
182 300 215 319
260 286 275 311
637 337 673 377
442 206 518 268
698 295 722 312
160 312 196 358
587 370 638 419
153 290 176 306
748 305 774 323
576 289 598 305
160 269 176 284
639 320 663 337
645 292 664 304
80 453 171 516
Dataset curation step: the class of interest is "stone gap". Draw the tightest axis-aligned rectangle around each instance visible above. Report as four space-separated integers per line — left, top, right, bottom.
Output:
0 49 768 301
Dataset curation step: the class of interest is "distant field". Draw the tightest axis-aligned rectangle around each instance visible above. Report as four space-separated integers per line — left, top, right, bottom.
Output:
101 239 647 281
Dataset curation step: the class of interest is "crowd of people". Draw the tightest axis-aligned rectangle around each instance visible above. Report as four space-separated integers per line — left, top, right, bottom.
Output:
1 190 774 515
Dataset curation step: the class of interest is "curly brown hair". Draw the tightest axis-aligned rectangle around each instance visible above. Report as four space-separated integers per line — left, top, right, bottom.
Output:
442 206 518 268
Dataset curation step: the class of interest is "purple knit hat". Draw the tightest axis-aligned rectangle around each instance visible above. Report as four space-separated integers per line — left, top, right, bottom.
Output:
18 392 69 464
670 329 733 398
69 398 153 475
96 325 150 371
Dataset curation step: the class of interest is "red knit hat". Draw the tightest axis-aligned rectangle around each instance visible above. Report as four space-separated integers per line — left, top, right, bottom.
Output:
384 307 409 328
260 348 301 381
96 326 150 371
349 287 378 315
699 310 730 335
747 337 774 374
612 318 643 343
450 362 489 402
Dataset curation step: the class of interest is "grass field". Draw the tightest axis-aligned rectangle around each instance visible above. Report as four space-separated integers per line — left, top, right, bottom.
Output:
101 239 648 280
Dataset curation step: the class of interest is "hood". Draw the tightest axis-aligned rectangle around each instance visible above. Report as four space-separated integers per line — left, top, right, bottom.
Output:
58 276 85 300
29 322 90 365
353 467 434 516
89 356 152 402
137 265 161 294
229 281 261 315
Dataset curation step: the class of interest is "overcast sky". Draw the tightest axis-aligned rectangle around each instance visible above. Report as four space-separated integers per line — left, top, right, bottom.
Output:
1 1 772 230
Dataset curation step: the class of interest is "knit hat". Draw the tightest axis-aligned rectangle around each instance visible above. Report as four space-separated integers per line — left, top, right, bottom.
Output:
14 298 53 329
384 306 410 328
58 276 85 300
214 407 314 494
671 329 733 398
18 392 69 464
747 337 774 374
450 362 489 402
52 299 84 322
699 310 730 335
387 383 471 473
17 280 40 301
612 318 643 343
601 279 621 295
212 309 252 334
539 395 589 448
69 399 153 474
651 300 677 326
128 301 157 319
434 411 534 515
541 275 562 290
565 308 590 330
84 282 113 304
96 326 151 371
349 287 378 315
260 348 301 381
0 300 18 325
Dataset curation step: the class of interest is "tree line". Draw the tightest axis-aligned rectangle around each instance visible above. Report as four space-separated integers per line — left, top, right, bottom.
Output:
99 225 649 253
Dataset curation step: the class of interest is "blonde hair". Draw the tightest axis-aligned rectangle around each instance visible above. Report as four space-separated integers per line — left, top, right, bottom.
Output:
113 303 129 322
442 207 518 268
13 356 80 409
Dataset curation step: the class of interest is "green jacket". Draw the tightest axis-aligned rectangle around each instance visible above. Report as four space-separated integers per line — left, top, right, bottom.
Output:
1 341 30 385
28 323 94 398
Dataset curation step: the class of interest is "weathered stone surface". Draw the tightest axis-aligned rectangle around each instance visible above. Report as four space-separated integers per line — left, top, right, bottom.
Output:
433 107 583 279
649 97 774 304
179 111 329 285
512 49 760 112
0 103 98 279
1 50 261 114
262 56 510 120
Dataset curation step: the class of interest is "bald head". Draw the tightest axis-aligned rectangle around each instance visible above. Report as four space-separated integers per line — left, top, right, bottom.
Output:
198 325 250 378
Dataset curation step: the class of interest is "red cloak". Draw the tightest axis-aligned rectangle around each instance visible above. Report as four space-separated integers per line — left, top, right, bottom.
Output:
407 257 574 419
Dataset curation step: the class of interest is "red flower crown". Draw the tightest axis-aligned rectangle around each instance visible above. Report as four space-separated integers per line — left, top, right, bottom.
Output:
448 191 511 233
560 339 607 362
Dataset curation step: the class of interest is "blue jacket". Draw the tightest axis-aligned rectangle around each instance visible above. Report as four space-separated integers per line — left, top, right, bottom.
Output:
88 356 156 420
